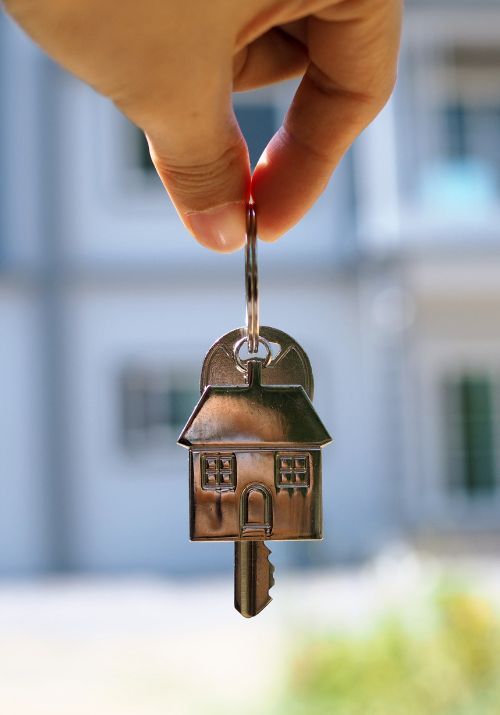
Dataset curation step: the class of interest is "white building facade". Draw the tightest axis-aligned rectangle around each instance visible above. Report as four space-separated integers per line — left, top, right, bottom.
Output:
1 1 500 576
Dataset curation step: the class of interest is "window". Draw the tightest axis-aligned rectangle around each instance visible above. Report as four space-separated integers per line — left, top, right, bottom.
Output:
275 453 310 489
201 453 236 491
417 43 500 209
121 367 199 451
125 123 159 179
444 375 499 496
135 129 155 173
234 104 276 169
443 47 500 171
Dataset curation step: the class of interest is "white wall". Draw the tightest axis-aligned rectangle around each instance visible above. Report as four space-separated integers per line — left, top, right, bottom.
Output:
0 289 47 573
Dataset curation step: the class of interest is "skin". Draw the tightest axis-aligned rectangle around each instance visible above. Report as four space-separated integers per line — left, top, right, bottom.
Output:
3 0 402 252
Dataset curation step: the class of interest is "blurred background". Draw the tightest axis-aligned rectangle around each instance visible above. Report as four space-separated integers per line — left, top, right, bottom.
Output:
2 1 500 713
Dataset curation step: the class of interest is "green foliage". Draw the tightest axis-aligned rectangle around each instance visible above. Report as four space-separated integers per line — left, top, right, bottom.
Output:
281 589 500 715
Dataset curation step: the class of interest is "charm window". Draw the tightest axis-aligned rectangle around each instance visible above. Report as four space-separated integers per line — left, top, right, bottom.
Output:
201 453 237 491
275 453 310 489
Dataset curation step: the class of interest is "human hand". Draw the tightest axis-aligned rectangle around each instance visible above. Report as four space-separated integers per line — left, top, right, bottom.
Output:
4 0 402 252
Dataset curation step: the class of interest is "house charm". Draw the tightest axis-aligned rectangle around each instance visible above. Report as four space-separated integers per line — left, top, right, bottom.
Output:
178 353 332 615
179 359 331 541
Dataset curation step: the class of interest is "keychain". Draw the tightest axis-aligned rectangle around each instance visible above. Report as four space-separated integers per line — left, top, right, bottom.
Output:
178 205 332 617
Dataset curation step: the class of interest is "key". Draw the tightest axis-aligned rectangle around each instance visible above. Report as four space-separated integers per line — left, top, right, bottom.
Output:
178 336 331 617
198 325 317 617
177 205 332 617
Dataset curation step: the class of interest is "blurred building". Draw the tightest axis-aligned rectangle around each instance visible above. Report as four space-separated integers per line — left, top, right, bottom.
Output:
1 1 500 577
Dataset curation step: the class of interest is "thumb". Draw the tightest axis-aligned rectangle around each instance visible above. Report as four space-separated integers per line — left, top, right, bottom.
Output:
145 98 250 254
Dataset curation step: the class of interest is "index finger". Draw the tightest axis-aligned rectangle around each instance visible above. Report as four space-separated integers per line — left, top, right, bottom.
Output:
251 0 402 241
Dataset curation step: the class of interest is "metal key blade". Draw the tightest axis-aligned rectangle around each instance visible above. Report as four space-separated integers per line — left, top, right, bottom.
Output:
234 541 275 618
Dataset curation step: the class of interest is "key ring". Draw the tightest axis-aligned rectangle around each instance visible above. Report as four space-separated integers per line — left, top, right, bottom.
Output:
233 335 272 372
245 203 259 353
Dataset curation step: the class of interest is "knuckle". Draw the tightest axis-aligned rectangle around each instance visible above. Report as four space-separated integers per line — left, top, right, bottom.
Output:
153 139 248 206
307 63 398 123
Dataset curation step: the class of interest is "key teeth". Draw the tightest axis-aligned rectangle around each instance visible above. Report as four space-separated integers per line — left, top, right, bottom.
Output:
269 570 275 590
234 541 275 618
266 545 276 591
249 542 274 617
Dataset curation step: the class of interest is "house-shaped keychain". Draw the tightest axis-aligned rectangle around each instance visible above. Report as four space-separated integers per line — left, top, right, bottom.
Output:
178 359 331 543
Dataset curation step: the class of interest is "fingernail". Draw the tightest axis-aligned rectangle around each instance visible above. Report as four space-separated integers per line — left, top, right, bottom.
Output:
186 201 246 253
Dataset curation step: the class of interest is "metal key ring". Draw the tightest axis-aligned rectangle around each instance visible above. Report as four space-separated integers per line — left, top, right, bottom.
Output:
245 203 259 353
233 335 272 372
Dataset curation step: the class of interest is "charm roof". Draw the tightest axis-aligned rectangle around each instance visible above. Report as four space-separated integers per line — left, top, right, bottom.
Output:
178 360 331 449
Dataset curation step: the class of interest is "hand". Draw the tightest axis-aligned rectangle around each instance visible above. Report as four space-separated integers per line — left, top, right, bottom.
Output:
4 0 402 252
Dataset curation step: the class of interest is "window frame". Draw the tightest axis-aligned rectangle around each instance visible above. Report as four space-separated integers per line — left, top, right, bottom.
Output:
275 452 310 490
356 6 500 246
200 453 237 492
120 363 199 455
403 340 500 532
